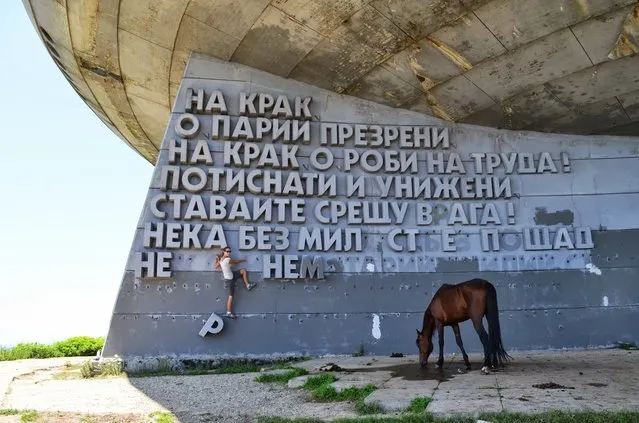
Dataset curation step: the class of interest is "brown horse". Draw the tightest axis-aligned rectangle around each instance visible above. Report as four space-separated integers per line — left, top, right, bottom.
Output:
415 278 511 370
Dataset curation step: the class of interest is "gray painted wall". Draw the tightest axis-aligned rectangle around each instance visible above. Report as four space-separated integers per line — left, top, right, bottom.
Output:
103 53 639 359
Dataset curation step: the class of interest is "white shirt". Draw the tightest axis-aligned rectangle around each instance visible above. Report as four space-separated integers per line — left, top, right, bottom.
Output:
219 257 233 280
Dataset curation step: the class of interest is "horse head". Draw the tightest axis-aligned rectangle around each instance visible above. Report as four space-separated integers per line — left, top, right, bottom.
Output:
415 329 433 366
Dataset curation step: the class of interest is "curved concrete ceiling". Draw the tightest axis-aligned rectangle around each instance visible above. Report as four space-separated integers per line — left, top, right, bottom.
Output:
23 0 639 164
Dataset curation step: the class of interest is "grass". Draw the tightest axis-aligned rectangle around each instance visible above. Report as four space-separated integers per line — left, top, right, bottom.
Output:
255 367 309 383
353 344 366 357
20 411 38 422
296 374 379 415
258 410 639 423
149 411 175 423
312 384 377 403
0 409 23 415
80 359 124 379
301 374 336 388
52 362 85 380
355 401 384 415
617 341 638 350
406 397 431 414
0 337 104 361
0 410 40 422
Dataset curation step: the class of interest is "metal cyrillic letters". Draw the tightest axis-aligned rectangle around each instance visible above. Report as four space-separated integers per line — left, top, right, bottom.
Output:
134 87 596 282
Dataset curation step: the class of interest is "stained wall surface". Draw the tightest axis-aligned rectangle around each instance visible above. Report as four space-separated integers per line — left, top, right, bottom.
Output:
23 0 639 165
103 54 639 359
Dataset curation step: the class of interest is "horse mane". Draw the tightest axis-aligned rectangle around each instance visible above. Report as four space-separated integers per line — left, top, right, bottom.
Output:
422 307 435 337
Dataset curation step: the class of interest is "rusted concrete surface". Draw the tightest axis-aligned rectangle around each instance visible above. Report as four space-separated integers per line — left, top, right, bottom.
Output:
23 0 639 164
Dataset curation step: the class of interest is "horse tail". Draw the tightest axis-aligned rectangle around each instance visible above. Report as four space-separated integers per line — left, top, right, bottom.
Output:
485 281 511 364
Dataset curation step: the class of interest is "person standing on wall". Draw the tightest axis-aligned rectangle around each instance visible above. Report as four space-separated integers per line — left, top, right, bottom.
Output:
214 246 256 319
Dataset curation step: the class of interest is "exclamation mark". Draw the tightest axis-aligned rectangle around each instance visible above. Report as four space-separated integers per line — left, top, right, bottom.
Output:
507 202 515 225
561 152 571 173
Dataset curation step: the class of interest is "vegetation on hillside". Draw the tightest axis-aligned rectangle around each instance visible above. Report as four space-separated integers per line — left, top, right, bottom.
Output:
0 336 104 361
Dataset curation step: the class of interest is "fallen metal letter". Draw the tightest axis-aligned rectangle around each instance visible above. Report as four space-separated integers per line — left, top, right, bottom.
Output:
199 312 224 337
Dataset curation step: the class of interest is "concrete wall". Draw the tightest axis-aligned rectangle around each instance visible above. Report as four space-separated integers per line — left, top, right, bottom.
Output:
103 53 639 359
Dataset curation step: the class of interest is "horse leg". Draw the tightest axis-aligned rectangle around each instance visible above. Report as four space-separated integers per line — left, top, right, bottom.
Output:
452 323 471 369
472 317 490 368
436 322 445 369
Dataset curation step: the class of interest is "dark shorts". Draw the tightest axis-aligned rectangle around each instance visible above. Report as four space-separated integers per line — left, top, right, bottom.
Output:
223 270 242 295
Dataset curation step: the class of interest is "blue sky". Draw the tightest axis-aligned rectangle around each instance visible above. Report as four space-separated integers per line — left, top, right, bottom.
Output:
0 5 155 346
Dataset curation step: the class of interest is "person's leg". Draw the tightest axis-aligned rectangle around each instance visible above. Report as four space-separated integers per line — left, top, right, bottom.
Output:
238 269 255 291
223 279 236 318
226 295 234 313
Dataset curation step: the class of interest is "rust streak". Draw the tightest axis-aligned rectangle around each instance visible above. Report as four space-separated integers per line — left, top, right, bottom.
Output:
408 55 436 90
426 37 472 71
425 92 454 122
572 0 591 18
608 4 639 60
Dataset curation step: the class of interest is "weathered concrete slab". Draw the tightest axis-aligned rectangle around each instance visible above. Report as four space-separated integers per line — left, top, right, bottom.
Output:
185 0 270 40
170 15 241 85
118 30 171 106
369 0 490 40
289 6 410 90
331 380 377 392
364 387 432 412
462 84 573 130
546 54 639 107
406 39 466 84
119 0 190 50
271 0 368 36
379 48 432 91
231 6 323 78
429 12 506 65
465 29 592 101
619 89 639 120
474 0 635 50
345 67 424 108
429 74 496 120
127 95 170 146
427 392 503 417
571 5 635 65
539 97 631 134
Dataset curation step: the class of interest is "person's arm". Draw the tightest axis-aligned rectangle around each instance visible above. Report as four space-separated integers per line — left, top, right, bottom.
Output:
214 256 221 269
230 259 247 265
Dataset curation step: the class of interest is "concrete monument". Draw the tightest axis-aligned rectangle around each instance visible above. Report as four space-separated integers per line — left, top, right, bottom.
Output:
101 54 639 359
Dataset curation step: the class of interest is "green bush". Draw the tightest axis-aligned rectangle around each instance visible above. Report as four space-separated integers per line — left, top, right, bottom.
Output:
53 337 104 357
0 337 104 361
0 343 58 361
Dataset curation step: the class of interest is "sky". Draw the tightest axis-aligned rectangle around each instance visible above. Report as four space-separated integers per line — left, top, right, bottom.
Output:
0 5 155 347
